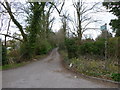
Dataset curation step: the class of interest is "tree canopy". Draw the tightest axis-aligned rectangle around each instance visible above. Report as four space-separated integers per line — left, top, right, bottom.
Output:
103 2 120 37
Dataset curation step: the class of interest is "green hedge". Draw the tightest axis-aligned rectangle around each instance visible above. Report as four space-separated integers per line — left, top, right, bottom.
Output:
65 37 120 59
65 38 78 59
79 40 105 56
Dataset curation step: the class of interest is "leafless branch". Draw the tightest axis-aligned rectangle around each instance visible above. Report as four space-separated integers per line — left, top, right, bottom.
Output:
6 18 11 34
0 1 7 10
49 0 65 16
69 28 77 37
49 21 54 30
82 20 101 33
82 16 92 23
0 33 23 42
1 0 27 41
81 2 100 14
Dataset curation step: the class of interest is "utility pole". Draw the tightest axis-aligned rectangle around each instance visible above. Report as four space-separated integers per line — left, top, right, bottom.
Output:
0 39 2 66
104 23 108 70
100 23 108 70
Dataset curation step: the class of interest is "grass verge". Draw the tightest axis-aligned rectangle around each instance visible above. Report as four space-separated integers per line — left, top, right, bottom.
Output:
59 50 119 82
0 62 28 70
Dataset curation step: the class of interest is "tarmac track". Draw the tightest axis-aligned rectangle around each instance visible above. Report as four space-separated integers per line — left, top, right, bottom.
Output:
2 48 118 88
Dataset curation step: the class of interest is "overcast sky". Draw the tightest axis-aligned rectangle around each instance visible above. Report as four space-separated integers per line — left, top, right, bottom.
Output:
51 0 117 39
0 0 117 41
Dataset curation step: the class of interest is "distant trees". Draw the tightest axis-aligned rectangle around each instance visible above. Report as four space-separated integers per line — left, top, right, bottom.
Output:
96 30 112 40
55 28 66 49
103 2 120 37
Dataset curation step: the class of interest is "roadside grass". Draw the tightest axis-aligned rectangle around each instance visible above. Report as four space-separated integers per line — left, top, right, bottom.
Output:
69 58 118 80
59 50 119 82
0 62 27 70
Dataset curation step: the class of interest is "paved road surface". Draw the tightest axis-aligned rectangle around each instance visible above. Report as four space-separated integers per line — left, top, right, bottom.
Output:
2 48 118 88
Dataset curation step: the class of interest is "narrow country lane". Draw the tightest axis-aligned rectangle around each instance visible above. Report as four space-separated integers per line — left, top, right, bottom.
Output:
2 48 118 88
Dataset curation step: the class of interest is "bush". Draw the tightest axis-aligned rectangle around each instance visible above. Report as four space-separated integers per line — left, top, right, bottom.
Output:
19 42 32 60
19 39 53 61
2 45 8 65
111 73 120 82
65 38 106 59
79 40 105 56
79 42 94 55
65 38 78 59
0 43 2 66
8 49 20 63
107 37 119 59
65 37 120 61
35 40 52 55
94 40 105 56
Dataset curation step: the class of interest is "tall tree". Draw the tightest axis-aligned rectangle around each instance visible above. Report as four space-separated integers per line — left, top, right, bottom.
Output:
45 3 55 38
25 2 46 55
103 2 120 37
72 0 99 43
0 0 27 42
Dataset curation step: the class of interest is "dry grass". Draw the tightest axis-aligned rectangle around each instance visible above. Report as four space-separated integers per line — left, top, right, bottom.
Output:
67 57 119 81
59 50 119 81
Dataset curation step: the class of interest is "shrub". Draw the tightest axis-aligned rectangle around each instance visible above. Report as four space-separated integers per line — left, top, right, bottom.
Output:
35 40 52 55
79 40 105 56
19 42 32 60
111 73 120 82
94 40 105 56
2 45 8 65
65 38 78 59
65 37 120 61
8 49 20 63
79 42 94 55
19 39 53 60
0 43 2 66
107 37 119 59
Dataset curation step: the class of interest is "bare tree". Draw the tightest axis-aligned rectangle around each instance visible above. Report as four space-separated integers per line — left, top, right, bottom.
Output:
61 10 70 38
4 18 11 47
0 0 27 42
72 0 100 43
44 3 55 38
49 0 69 37
49 0 65 17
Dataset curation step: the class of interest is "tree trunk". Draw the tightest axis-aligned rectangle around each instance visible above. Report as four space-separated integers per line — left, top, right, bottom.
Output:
77 11 82 43
4 1 27 42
